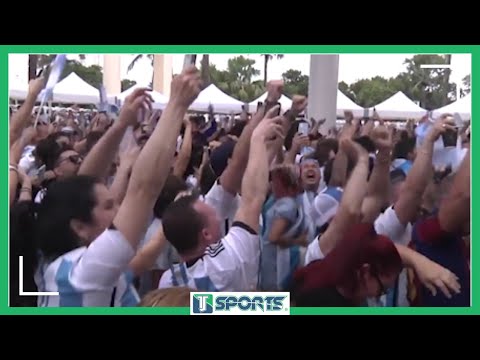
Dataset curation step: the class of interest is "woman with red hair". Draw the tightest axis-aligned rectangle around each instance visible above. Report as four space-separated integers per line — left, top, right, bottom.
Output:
293 133 460 306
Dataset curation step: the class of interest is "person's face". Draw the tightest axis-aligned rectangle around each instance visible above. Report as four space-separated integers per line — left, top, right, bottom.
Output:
56 135 71 147
390 180 405 205
301 160 321 190
72 184 118 244
54 150 82 178
356 264 398 299
134 123 152 146
193 200 222 246
35 122 49 141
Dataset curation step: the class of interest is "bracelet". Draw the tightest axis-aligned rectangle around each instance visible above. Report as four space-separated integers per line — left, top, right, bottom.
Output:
9 165 18 174
20 187 32 192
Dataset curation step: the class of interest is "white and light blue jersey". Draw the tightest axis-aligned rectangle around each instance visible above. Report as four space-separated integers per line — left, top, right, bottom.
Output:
158 223 260 292
35 228 140 307
259 195 312 291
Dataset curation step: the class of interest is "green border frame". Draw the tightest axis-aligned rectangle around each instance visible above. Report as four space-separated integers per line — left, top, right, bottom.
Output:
1 45 475 315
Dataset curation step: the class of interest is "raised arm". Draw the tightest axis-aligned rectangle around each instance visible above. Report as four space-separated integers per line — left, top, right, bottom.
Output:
328 116 359 187
317 139 370 255
234 111 285 232
172 118 193 178
361 125 392 223
438 148 470 233
218 101 267 195
394 115 454 225
10 77 44 147
113 68 202 248
109 145 141 205
129 225 167 276
78 108 145 180
219 81 299 195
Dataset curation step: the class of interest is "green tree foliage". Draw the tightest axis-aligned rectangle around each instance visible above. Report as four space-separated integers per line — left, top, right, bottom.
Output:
207 56 264 102
461 74 470 96
341 55 456 110
262 54 284 85
282 69 309 97
121 79 137 92
33 54 103 89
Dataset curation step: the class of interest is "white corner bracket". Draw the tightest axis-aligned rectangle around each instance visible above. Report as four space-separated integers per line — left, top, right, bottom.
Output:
19 256 59 296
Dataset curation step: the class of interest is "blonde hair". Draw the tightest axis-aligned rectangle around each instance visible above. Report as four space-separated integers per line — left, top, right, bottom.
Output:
138 287 193 307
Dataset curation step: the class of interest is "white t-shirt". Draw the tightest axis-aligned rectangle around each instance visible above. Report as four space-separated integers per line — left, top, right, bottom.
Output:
304 236 326 265
35 228 140 307
203 181 240 236
159 223 260 291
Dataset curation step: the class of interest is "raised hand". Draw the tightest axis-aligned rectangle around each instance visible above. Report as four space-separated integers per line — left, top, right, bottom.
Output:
170 66 202 108
118 88 154 128
340 138 369 164
344 110 354 124
370 124 393 152
28 76 46 98
266 80 284 103
291 95 308 115
291 133 310 152
252 105 284 142
426 114 457 143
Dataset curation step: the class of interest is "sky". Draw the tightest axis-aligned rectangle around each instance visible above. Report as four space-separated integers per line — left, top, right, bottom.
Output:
119 53 472 86
8 53 471 88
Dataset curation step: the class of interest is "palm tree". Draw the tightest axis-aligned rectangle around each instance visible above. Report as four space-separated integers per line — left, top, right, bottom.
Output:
128 54 154 72
28 55 38 81
200 54 210 89
262 54 284 85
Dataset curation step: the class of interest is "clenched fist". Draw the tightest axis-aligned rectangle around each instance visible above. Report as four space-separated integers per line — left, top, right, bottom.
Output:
170 66 202 108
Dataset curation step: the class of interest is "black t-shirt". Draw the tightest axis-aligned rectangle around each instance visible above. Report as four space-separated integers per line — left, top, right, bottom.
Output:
294 287 355 307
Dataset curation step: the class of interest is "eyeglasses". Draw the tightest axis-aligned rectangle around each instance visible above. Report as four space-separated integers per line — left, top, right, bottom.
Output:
372 271 388 297
59 155 83 165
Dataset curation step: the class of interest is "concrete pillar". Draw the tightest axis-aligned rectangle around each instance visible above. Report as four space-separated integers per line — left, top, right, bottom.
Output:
307 55 339 134
103 54 121 95
153 54 173 96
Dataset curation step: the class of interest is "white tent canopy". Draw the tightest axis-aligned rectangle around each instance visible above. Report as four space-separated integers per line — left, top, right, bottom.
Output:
52 73 105 104
248 90 365 118
116 84 169 109
9 84 29 100
248 93 292 113
432 93 471 121
189 84 244 114
336 90 365 117
369 91 427 120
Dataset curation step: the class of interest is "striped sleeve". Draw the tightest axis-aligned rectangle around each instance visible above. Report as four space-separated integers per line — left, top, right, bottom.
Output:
69 228 136 291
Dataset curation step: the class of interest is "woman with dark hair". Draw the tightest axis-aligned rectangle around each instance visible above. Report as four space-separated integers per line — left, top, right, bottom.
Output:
11 70 203 307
